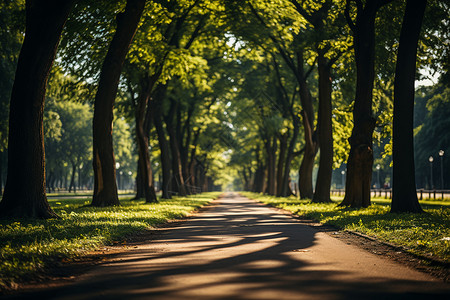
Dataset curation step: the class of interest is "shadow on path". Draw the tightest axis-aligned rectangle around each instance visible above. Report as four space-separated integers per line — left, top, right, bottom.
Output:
4 193 450 300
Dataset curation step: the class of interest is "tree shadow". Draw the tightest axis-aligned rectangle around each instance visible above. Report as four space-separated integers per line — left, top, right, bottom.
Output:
5 194 450 300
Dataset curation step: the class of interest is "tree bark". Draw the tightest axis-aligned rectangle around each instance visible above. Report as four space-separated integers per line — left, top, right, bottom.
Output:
180 104 195 193
299 108 317 199
153 85 172 199
0 0 75 219
265 136 277 195
276 133 288 196
340 0 390 208
165 99 187 196
135 92 158 203
134 157 144 199
281 116 299 197
391 0 426 213
187 129 201 193
69 162 76 193
131 73 162 201
297 60 317 199
313 50 333 203
91 0 146 207
0 150 3 197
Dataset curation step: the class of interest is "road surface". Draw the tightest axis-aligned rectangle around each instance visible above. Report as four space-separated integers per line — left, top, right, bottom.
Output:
6 193 450 299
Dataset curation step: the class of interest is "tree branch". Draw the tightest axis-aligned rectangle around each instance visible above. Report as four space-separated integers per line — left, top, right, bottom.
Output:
247 2 298 75
376 0 394 9
184 13 209 49
345 0 356 32
290 0 315 25
304 57 317 80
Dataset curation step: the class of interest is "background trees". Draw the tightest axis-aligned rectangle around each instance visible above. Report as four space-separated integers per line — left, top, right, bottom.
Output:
0 0 24 196
0 0 448 219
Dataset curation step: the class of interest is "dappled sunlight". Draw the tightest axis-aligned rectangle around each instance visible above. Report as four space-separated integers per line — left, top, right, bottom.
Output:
13 194 449 300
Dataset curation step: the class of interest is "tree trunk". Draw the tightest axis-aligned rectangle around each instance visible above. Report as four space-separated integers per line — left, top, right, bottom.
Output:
134 157 144 199
276 133 288 196
297 54 317 199
281 116 300 197
180 106 195 193
340 0 388 208
135 91 158 203
69 162 76 193
187 132 199 193
92 0 145 207
51 173 56 193
313 50 333 203
391 0 426 213
265 137 277 195
165 99 187 196
153 86 172 199
252 147 264 193
0 150 3 197
131 72 161 201
78 165 83 190
0 0 74 219
298 109 317 199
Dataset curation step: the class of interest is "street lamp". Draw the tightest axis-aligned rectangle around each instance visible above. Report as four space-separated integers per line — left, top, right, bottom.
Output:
376 164 381 189
341 170 345 188
439 150 444 189
115 162 120 190
429 156 434 189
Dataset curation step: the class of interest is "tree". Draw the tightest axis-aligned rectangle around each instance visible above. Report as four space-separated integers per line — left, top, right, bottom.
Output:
312 47 334 203
0 1 25 195
339 0 392 208
0 0 75 219
391 0 427 213
247 1 317 199
91 0 147 207
290 0 349 203
54 101 92 193
43 99 63 193
414 83 450 189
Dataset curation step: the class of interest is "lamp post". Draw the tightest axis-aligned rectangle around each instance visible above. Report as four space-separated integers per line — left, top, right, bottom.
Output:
376 164 381 189
128 171 132 190
115 162 120 190
341 170 345 188
439 150 444 189
429 156 434 189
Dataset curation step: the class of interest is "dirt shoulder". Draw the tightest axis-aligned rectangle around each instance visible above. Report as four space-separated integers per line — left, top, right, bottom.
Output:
262 202 450 282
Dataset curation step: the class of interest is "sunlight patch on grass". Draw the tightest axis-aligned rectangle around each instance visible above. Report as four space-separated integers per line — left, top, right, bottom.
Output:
242 192 450 263
0 192 221 288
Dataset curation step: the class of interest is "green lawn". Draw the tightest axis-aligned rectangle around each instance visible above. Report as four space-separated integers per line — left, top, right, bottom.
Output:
242 192 450 264
0 192 221 289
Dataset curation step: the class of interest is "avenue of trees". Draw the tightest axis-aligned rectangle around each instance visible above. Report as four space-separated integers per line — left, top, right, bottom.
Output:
0 0 448 218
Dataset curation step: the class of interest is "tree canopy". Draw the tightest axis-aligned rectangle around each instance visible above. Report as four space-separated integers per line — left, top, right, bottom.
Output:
0 0 449 218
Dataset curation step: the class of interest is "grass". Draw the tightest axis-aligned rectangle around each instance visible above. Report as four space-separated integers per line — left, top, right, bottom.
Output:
0 192 221 289
242 192 450 264
46 190 135 197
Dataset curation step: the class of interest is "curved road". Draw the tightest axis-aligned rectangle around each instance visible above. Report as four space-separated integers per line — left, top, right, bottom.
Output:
7 193 450 299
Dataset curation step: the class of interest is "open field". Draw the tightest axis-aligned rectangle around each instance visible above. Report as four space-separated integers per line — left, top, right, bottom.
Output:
0 192 221 289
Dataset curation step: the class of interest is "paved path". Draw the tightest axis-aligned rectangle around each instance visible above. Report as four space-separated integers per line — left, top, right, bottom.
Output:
9 193 450 299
